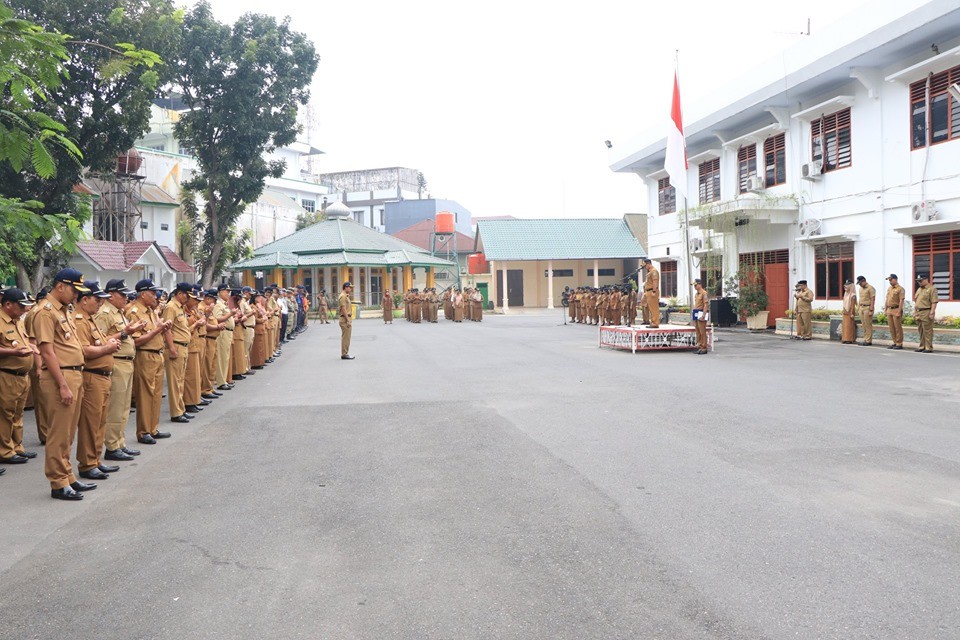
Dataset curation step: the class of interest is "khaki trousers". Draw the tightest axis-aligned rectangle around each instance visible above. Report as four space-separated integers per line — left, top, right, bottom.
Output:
243 326 255 371
184 350 201 406
340 318 352 356
202 336 217 394
77 371 111 472
165 351 188 418
232 330 246 378
29 368 48 443
916 310 934 350
104 359 134 451
859 309 874 342
645 292 659 327
215 331 232 386
887 313 903 346
695 320 708 351
797 312 812 338
0 371 29 458
41 369 84 490
133 352 164 438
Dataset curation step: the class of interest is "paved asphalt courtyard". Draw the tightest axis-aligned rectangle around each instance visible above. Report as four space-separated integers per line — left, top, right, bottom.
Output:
1 313 958 639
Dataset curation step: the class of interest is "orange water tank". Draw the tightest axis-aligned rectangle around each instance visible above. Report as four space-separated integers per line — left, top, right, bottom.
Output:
435 211 455 234
116 148 142 175
468 253 488 274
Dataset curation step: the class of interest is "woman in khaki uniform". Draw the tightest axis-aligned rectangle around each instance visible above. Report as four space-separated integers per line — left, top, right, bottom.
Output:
382 289 394 324
453 289 464 323
183 290 205 413
230 291 248 380
841 280 857 344
250 293 267 369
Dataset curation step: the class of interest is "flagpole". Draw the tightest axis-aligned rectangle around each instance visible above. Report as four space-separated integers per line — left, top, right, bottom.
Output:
674 51 695 312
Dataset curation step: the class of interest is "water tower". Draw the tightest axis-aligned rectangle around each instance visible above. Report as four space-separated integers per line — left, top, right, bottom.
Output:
431 211 460 290
90 148 146 242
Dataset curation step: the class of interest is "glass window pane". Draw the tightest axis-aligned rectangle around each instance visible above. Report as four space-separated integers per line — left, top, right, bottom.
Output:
841 260 854 288
837 128 851 167
953 252 960 301
933 253 950 297
912 100 928 148
828 263 841 299
931 93 949 143
816 262 827 298
951 96 960 140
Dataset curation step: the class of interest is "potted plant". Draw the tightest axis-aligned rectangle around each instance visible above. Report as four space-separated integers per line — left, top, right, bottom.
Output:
724 267 770 330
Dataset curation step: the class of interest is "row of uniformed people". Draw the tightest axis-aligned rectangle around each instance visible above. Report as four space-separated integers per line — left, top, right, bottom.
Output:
569 286 640 327
393 287 485 324
0 269 293 500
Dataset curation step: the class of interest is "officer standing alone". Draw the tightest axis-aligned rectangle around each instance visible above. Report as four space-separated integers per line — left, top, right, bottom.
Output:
856 275 876 346
884 274 906 350
913 273 938 353
339 282 354 360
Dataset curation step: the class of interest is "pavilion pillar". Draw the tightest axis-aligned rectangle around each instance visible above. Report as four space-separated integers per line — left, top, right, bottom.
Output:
311 268 318 306
340 266 350 294
364 267 372 306
382 267 389 296
426 267 435 289
501 263 509 313
353 266 361 303
547 260 554 309
403 265 413 292
490 260 497 309
593 259 599 288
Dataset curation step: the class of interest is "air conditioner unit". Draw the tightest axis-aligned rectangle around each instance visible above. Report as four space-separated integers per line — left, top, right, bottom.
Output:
798 218 822 237
746 175 765 192
911 200 939 223
689 238 703 253
801 160 823 180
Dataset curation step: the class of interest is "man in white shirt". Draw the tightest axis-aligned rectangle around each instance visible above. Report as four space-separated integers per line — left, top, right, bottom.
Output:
278 289 290 344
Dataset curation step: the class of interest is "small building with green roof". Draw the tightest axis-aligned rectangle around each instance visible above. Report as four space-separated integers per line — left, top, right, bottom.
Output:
471 215 648 310
229 202 455 306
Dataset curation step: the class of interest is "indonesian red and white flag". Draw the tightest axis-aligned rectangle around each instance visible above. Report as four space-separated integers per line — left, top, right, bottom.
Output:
664 70 688 202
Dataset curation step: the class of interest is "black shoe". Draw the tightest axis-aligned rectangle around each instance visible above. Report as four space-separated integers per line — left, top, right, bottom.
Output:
697 349 708 355
51 486 83 500
341 355 355 360
893 345 903 350
245 369 257 375
0 454 29 464
923 349 934 353
79 468 109 480
0 468 5 475
887 345 896 349
232 374 247 380
218 385 233 391
137 435 157 445
184 405 202 413
98 464 120 473
915 348 925 352
122 447 141 456
183 412 196 419
70 480 97 492
858 342 872 346
104 449 135 461
16 450 38 459
153 431 171 439
198 398 212 405
202 393 219 400
171 416 190 423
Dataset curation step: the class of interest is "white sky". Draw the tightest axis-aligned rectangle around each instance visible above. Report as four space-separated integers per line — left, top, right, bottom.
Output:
196 0 867 219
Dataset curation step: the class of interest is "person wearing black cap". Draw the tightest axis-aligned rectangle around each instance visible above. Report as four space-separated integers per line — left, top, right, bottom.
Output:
641 259 660 328
239 286 256 373
913 273 938 352
338 282 354 359
163 283 195 423
229 289 249 380
182 286 208 415
0 288 39 466
212 284 235 390
126 279 172 444
201 289 222 400
74 282 122 480
793 280 814 340
24 286 50 444
692 278 710 354
317 288 329 325
35 268 95 500
883 274 906 349
94 279 145 460
856 275 876 346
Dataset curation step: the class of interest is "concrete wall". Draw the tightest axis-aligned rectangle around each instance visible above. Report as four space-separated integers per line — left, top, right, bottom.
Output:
485 259 626 308
384 198 473 236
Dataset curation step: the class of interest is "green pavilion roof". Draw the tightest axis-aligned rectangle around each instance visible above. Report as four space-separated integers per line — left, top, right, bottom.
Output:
229 217 455 271
475 218 647 261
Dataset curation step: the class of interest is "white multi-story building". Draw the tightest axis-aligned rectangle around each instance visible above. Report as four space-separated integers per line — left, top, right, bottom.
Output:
610 0 960 324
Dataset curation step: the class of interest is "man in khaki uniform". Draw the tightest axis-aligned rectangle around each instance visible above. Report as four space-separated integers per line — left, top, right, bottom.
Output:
793 280 814 340
693 279 710 354
212 284 235 390
0 289 38 467
201 289 223 399
339 282 355 359
163 283 196 423
239 287 256 371
641 259 660 328
913 272 939 353
883 274 906 350
855 275 876 346
182 287 207 415
35 269 95 501
126 279 172 445
23 288 49 444
94 279 145 461
74 282 121 481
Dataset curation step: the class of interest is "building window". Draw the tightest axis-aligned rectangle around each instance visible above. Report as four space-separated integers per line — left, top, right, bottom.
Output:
814 242 854 300
586 268 615 277
160 223 169 231
910 66 960 150
737 144 757 194
812 108 852 172
545 269 574 277
378 209 384 226
763 133 786 187
660 262 678 297
302 199 316 213
140 221 149 229
698 158 720 204
913 231 960 300
658 177 676 215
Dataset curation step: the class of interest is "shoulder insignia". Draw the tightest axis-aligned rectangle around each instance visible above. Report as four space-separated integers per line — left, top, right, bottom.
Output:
44 302 52 309
75 313 83 319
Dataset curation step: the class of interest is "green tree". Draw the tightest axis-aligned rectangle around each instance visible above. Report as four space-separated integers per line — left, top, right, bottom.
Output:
1 0 179 291
171 1 318 286
417 171 427 199
295 209 326 231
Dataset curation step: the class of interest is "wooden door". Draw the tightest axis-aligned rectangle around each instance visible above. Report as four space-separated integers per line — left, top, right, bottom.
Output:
763 262 790 328
496 270 525 307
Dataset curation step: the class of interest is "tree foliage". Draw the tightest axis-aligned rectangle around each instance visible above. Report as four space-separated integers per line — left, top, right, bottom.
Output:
179 187 252 278
172 1 318 286
295 209 326 231
0 0 181 291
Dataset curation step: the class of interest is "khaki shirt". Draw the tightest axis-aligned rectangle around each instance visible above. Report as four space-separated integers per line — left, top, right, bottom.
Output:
884 284 905 316
34 297 84 368
162 298 191 345
857 284 876 310
694 289 710 313
188 306 204 354
23 303 41 340
95 302 136 358
644 269 660 296
213 298 235 331
913 284 939 310
76 309 113 371
338 291 352 324
126 301 164 351
795 288 814 313
240 299 256 328
0 309 33 373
